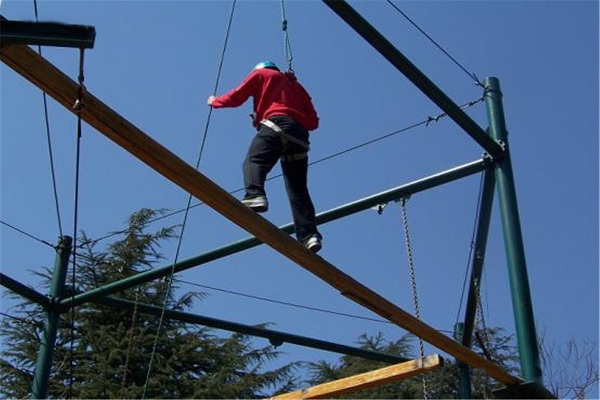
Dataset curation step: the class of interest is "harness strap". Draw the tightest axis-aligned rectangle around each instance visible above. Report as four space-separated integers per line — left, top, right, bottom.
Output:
260 119 310 152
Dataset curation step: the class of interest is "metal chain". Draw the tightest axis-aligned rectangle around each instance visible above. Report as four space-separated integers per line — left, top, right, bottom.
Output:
398 197 429 400
474 279 494 360
119 287 141 397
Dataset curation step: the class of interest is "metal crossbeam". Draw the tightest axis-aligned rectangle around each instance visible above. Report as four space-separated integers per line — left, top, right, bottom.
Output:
0 18 95 49
321 0 504 160
96 295 409 365
59 157 489 311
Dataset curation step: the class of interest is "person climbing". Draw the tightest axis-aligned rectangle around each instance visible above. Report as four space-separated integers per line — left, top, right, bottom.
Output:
207 61 322 253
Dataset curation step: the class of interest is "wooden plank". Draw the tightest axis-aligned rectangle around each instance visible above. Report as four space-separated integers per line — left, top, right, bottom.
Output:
270 354 444 399
1 44 522 386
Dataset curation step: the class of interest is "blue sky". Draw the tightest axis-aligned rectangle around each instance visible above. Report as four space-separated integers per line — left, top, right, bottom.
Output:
1 0 598 396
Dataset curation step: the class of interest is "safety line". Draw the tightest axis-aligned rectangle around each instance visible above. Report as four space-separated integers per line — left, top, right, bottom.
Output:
58 244 461 337
455 171 485 327
0 310 40 326
141 1 237 397
175 278 392 324
68 47 86 400
280 0 294 72
385 0 483 87
0 220 55 248
80 96 485 248
174 278 465 337
33 0 64 238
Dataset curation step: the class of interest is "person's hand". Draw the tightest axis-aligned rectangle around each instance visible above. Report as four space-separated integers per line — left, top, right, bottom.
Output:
207 95 216 106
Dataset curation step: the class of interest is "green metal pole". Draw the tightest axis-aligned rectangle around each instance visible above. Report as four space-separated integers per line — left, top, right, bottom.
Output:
32 235 72 399
454 323 472 399
95 295 409 364
484 77 542 383
60 157 490 310
461 169 496 347
0 272 50 308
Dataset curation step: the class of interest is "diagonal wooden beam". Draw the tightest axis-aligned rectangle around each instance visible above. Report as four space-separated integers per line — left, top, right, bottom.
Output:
270 354 443 399
0 44 522 386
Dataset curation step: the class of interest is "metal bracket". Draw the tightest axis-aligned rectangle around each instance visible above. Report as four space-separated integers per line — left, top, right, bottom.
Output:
1 17 96 49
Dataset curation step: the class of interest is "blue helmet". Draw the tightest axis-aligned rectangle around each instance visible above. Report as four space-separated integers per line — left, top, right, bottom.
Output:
254 61 279 71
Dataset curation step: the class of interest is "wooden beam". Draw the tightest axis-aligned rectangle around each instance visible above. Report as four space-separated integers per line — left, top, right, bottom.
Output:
271 354 443 399
1 44 522 386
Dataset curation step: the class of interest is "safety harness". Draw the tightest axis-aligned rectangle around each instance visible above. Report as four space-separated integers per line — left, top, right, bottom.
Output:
260 119 309 162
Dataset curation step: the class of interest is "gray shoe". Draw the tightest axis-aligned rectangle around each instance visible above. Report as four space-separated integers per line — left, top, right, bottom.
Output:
303 235 322 254
242 196 268 213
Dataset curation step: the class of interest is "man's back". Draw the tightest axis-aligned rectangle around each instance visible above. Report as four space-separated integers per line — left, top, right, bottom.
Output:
212 67 319 131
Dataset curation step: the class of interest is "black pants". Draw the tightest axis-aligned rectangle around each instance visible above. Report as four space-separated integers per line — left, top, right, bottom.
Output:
243 115 321 241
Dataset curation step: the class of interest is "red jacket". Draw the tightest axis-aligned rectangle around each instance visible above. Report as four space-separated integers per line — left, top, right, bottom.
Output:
211 68 319 131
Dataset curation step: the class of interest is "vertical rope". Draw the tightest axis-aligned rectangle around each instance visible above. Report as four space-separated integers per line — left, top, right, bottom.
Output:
140 2 237 397
398 197 429 400
68 47 86 399
455 171 486 326
279 0 294 72
33 0 64 238
475 278 493 360
119 287 141 398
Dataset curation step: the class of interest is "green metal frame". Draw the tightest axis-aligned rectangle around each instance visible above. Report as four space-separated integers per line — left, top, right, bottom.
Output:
0 1 548 398
484 77 543 383
32 236 72 399
58 157 489 311
320 1 545 395
95 295 409 364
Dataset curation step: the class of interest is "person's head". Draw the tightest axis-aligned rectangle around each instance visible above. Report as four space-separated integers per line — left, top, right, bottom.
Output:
253 61 280 71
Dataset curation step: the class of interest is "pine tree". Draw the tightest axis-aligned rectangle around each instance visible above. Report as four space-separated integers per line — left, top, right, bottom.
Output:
306 332 422 399
305 328 520 399
1 209 299 398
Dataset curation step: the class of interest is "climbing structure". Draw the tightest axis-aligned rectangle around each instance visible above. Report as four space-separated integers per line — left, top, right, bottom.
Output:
0 1 555 398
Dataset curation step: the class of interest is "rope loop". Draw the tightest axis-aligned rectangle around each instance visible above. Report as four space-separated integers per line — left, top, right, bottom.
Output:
279 0 293 72
73 48 86 113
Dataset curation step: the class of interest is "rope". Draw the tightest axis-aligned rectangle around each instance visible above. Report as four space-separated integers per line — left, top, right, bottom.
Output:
0 311 41 326
33 0 64 238
0 220 55 248
119 287 141 398
80 96 485 248
453 171 494 361
140 2 237 397
385 0 483 87
176 278 392 324
279 0 294 72
455 171 486 326
474 279 494 360
398 197 429 400
67 46 86 399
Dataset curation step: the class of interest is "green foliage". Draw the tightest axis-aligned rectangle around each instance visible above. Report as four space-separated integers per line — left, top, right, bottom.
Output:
0 208 299 399
306 332 422 399
305 329 520 399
